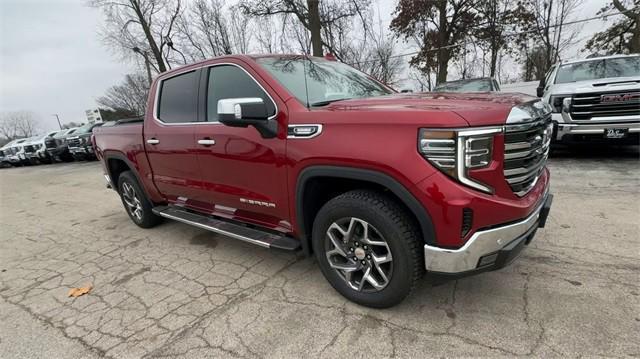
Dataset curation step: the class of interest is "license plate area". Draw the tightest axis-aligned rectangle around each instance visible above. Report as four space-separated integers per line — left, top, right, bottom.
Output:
604 128 628 139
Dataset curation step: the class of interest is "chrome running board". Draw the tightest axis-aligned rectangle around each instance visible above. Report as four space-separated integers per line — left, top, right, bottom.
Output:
152 206 300 251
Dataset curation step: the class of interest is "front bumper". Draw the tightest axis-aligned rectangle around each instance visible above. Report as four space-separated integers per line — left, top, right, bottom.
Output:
424 193 553 275
552 113 640 142
69 146 94 156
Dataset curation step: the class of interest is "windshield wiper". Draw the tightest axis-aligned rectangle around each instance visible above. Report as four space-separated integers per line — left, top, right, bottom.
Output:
310 98 352 106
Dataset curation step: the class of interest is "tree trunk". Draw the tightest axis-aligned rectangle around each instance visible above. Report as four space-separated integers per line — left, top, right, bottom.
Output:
436 1 448 84
307 0 323 56
632 15 640 53
131 0 166 72
436 50 449 84
490 40 498 77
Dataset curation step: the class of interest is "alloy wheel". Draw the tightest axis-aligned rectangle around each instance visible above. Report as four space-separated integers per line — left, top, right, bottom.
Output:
122 182 143 221
324 217 393 292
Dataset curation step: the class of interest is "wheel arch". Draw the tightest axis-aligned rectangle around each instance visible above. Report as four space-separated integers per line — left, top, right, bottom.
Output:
104 152 154 203
295 166 436 255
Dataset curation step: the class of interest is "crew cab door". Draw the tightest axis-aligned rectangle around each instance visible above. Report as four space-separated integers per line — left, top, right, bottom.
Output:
144 68 203 202
192 62 290 232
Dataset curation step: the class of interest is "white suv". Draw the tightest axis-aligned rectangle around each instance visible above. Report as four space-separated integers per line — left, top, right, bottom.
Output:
537 54 639 144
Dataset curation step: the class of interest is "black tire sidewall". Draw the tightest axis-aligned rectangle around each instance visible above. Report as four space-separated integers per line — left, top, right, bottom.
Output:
312 192 420 308
117 171 160 228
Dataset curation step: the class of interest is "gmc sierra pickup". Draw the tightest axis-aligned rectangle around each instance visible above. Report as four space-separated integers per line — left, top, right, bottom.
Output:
93 55 553 308
537 54 639 144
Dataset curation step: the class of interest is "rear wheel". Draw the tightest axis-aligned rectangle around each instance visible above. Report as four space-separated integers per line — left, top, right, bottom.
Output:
312 190 424 308
117 171 162 228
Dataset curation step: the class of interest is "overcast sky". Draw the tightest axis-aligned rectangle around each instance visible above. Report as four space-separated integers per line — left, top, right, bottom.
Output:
0 0 613 133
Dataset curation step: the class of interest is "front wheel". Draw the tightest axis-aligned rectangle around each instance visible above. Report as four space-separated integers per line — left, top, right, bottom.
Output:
312 190 424 308
117 171 162 228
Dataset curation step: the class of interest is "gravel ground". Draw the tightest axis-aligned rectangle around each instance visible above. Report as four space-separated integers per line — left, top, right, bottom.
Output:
0 147 639 358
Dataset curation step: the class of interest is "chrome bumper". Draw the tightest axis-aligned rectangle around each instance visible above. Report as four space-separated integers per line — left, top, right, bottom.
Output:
552 113 640 140
424 194 551 274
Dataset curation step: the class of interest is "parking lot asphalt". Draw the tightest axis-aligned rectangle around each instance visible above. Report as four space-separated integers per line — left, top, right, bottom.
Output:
1 147 639 358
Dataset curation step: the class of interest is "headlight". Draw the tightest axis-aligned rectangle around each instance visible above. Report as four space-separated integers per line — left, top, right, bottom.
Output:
549 95 569 113
419 127 501 193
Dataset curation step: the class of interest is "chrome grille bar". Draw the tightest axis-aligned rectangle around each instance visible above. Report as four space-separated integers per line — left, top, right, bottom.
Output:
503 118 552 197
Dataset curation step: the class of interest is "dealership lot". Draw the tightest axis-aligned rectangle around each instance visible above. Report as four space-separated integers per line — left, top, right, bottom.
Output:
0 148 639 358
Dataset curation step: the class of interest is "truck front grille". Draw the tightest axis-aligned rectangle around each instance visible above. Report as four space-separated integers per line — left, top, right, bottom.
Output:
23 145 35 153
503 118 552 196
45 138 57 149
570 90 640 121
66 138 81 148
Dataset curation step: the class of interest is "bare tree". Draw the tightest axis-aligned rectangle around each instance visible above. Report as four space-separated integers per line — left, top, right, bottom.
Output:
585 0 640 55
346 29 405 85
512 0 583 78
241 0 370 57
97 73 149 116
89 0 183 72
474 0 516 77
390 0 478 84
0 111 40 140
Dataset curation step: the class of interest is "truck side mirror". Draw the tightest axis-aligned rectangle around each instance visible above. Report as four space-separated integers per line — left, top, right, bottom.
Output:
536 79 545 97
218 98 277 138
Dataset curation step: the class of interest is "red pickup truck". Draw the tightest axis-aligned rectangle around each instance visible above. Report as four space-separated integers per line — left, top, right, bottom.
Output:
93 55 553 308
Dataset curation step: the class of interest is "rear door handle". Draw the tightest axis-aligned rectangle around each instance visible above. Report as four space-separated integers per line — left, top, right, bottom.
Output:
146 138 160 145
197 139 216 146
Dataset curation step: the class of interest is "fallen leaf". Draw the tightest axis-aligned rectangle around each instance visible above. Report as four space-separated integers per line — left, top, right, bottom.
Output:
68 284 92 298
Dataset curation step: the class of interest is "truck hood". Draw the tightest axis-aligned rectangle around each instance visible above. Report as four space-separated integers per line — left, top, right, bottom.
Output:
549 76 640 95
324 92 540 126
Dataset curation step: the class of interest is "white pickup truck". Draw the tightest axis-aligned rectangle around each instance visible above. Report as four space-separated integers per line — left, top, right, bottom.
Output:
537 54 639 144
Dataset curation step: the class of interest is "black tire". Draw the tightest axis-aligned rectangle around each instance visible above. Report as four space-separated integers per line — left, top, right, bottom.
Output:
117 171 162 228
312 190 424 308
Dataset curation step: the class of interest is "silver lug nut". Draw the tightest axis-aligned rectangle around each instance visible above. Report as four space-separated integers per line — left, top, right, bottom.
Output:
355 242 359 246
366 255 371 259
361 260 366 265
353 257 358 261
363 245 368 250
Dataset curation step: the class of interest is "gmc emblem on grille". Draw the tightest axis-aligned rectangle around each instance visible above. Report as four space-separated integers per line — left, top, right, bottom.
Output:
600 92 640 103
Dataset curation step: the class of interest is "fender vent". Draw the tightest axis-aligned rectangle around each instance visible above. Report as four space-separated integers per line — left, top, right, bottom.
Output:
461 208 473 238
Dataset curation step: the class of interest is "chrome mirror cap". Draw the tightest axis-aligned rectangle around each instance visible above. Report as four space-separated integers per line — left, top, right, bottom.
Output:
217 98 265 120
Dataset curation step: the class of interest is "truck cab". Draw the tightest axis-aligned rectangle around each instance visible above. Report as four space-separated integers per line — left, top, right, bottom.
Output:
537 54 640 144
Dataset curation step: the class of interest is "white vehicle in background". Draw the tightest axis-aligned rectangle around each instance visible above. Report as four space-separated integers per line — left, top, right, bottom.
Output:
1 138 28 166
25 131 59 164
537 54 640 144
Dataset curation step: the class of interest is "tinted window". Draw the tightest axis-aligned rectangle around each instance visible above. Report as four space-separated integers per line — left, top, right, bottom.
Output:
207 65 276 122
158 70 198 123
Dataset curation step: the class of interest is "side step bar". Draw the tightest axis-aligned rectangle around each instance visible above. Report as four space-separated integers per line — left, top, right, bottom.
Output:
152 206 300 251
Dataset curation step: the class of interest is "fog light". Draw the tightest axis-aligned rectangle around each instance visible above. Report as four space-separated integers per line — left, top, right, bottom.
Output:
478 253 499 267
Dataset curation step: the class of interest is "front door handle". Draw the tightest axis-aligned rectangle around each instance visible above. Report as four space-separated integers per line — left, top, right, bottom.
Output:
146 138 160 145
197 138 216 146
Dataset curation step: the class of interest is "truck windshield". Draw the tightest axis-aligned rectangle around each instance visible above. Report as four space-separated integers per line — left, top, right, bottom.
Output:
434 78 493 92
555 56 640 84
74 123 102 135
255 56 393 106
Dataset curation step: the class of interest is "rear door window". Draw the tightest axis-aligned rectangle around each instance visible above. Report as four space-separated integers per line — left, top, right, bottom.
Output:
158 70 199 123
